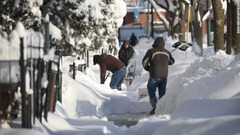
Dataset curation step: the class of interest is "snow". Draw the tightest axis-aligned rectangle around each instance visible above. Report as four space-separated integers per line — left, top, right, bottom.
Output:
2 34 240 135
1 0 240 135
49 23 62 40
0 22 45 83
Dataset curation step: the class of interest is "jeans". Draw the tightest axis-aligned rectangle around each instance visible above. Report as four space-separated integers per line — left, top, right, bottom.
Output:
147 76 167 107
110 66 126 90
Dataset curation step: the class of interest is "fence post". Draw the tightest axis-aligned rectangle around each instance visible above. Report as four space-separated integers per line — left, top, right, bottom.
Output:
20 37 28 128
36 58 43 122
86 50 89 68
49 71 56 112
44 17 50 55
56 51 62 103
44 61 52 121
73 62 76 79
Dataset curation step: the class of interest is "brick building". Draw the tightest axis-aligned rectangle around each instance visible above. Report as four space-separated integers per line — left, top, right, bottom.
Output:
122 6 168 32
118 6 168 41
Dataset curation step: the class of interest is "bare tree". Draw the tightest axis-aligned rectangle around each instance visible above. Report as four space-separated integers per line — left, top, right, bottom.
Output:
153 0 179 38
192 0 206 56
212 0 225 52
179 0 186 41
231 0 240 54
226 0 233 54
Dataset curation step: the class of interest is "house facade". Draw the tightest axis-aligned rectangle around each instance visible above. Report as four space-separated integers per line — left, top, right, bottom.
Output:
123 7 168 32
118 6 168 41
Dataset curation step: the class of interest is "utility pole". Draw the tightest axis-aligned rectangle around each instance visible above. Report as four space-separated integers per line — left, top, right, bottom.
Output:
147 1 150 37
151 4 154 38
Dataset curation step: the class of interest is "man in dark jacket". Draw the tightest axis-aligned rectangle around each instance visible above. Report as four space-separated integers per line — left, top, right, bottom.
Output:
118 40 135 67
93 53 126 90
129 33 138 47
142 37 175 115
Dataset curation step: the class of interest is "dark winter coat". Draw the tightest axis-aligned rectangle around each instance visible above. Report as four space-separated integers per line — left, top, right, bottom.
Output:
118 45 135 66
93 53 125 84
142 37 175 77
129 34 138 46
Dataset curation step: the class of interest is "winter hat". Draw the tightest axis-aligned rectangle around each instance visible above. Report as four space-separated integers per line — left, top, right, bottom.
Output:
93 55 100 65
152 37 165 48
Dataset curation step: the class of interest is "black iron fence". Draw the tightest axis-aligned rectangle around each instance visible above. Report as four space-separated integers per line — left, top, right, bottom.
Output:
0 25 62 129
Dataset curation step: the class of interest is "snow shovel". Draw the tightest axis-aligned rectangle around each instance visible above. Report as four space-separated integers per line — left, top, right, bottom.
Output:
104 72 110 82
171 41 193 53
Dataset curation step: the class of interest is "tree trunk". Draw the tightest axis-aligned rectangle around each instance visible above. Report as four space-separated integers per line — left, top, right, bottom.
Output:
170 12 177 39
179 1 185 41
212 0 225 53
232 1 240 54
232 3 237 52
193 0 205 56
226 0 233 54
237 1 240 54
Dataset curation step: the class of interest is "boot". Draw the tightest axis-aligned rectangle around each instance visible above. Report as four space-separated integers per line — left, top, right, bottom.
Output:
150 107 156 115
